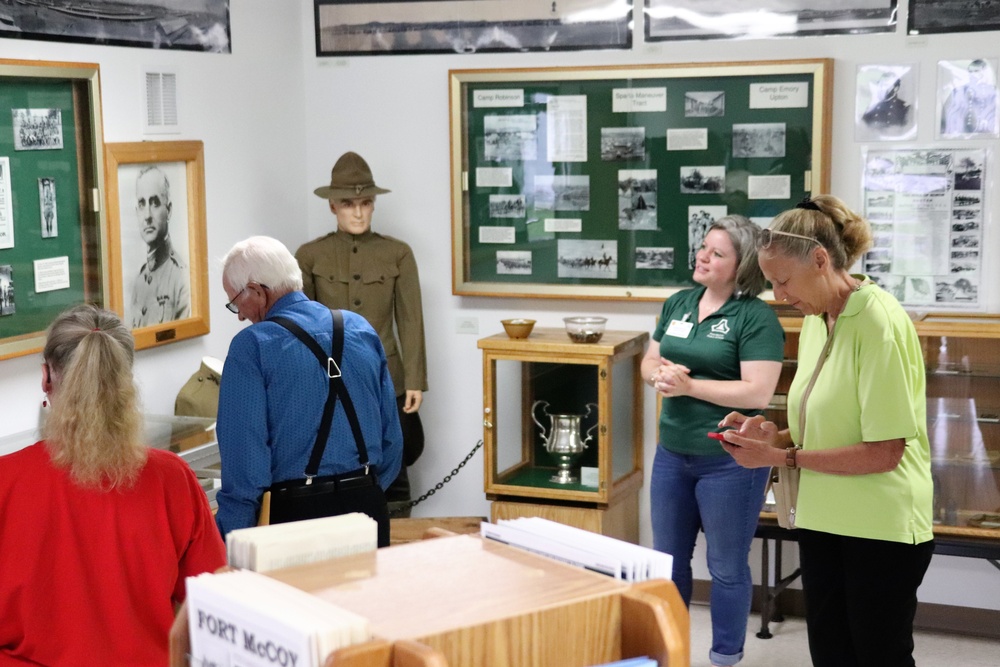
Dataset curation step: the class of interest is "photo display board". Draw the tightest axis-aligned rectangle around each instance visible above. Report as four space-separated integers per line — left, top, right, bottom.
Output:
450 60 832 300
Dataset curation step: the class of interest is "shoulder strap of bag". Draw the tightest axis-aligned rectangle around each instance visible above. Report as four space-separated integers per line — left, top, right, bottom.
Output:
267 310 370 480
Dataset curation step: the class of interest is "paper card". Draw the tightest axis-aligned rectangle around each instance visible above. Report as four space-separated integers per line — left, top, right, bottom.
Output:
667 128 708 151
33 256 70 292
747 175 791 200
473 89 524 107
749 81 809 108
545 218 582 233
476 167 513 188
612 87 667 113
479 226 516 244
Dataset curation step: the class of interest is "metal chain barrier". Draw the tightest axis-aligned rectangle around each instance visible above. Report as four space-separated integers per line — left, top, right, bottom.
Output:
389 439 483 517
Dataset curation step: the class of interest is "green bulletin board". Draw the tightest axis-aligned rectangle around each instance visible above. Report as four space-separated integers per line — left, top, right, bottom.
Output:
449 60 832 301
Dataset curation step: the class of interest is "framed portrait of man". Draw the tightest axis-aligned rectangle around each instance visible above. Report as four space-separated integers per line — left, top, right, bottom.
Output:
937 59 1000 139
855 64 918 142
105 141 209 350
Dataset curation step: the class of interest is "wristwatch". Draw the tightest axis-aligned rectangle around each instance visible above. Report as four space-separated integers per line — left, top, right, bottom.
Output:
785 445 802 469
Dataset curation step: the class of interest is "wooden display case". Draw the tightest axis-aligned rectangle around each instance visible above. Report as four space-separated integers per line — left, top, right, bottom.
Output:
478 329 648 542
766 313 1000 541
170 532 690 667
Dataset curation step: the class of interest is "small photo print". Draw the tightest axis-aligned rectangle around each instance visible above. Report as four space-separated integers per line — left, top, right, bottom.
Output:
39 177 57 238
953 152 984 190
557 239 617 279
906 276 935 304
489 194 526 218
533 175 590 211
732 123 786 158
687 205 727 269
0 265 13 316
600 127 645 161
496 250 532 275
680 166 725 193
685 91 725 117
938 59 999 138
618 169 658 231
636 247 674 270
953 192 981 207
856 65 917 142
12 108 64 151
484 114 538 161
935 277 977 304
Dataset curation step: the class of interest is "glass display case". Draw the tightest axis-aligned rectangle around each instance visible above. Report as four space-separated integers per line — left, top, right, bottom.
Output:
478 328 647 541
766 312 1000 541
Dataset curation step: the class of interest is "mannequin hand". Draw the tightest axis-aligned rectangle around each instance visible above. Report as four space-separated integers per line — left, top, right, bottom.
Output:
403 389 422 413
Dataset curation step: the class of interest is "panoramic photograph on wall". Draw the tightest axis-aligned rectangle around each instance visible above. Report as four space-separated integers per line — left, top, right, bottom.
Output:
908 0 1000 35
0 0 231 52
645 0 896 41
314 0 633 56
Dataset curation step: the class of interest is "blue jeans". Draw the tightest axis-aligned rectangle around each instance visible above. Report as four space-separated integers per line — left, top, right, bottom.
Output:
650 447 769 666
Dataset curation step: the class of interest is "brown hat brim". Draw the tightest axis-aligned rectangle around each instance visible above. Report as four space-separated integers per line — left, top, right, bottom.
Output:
313 184 391 200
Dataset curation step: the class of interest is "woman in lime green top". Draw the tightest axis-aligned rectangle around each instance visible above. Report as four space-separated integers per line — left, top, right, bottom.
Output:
720 195 934 667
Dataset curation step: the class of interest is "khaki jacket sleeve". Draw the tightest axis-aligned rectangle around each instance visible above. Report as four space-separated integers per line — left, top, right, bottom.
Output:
394 243 428 392
295 243 317 300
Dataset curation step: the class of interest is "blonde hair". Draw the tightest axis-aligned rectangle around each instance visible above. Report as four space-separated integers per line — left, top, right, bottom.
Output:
42 305 146 489
767 194 873 270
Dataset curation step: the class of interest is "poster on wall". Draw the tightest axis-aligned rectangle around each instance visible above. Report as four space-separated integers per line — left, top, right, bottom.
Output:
937 59 999 139
908 0 1000 35
855 64 918 142
862 148 986 309
314 0 633 56
645 0 897 41
0 0 231 53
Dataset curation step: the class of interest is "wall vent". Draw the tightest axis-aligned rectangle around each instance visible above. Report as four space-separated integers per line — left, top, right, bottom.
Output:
143 70 180 135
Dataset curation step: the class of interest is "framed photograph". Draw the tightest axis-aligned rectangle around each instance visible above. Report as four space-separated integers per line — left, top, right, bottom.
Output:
908 0 1000 36
450 59 832 300
855 64 918 142
645 1 897 42
937 59 999 139
0 59 106 362
105 141 209 351
0 1 231 52
314 0 632 56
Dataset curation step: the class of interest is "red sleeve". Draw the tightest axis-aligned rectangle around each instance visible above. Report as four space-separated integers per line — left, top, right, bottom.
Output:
172 464 226 604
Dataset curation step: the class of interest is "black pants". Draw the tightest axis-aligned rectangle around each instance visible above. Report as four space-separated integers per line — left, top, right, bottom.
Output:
798 529 934 667
386 395 422 517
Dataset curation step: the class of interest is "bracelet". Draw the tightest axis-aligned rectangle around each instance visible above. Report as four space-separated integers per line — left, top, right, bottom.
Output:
785 445 801 469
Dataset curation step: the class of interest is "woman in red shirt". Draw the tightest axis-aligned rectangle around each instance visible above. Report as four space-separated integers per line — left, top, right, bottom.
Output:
0 305 225 666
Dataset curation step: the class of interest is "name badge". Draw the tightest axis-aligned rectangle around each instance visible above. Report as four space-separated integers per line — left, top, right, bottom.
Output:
665 319 693 338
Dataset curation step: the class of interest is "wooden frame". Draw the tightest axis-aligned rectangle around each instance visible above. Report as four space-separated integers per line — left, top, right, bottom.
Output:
0 58 105 361
105 141 209 350
450 59 833 301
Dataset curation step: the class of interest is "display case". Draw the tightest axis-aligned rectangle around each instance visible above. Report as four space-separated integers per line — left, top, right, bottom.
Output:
766 312 1000 541
478 328 647 541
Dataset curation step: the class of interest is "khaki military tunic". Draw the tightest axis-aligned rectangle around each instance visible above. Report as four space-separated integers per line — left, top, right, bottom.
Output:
130 239 190 328
295 230 428 396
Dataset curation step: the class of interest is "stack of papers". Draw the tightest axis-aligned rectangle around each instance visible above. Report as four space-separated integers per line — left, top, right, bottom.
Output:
481 518 672 582
227 512 377 572
586 658 658 667
187 569 371 667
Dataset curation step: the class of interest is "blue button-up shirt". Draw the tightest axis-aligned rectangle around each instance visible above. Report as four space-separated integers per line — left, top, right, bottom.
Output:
215 291 402 536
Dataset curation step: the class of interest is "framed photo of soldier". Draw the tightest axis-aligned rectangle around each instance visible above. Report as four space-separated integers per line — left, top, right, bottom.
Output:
104 141 209 350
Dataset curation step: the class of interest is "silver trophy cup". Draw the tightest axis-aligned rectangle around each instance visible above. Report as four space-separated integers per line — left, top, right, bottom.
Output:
531 400 598 484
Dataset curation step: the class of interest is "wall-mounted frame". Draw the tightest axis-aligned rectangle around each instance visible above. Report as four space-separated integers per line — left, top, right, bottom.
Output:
0 58 106 362
450 59 832 301
908 0 1000 36
105 141 209 350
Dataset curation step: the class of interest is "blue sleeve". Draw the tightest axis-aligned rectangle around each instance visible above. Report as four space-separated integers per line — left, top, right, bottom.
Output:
215 332 272 537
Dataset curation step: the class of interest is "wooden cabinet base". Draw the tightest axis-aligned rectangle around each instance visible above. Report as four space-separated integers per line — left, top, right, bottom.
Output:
490 492 639 544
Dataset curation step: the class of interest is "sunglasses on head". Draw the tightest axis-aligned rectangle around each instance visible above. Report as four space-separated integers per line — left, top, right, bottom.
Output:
757 228 821 250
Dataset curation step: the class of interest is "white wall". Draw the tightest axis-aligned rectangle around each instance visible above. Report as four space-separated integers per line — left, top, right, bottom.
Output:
0 1 996 612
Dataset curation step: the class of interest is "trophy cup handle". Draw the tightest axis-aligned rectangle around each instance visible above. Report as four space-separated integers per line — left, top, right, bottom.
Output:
582 402 599 447
531 400 550 444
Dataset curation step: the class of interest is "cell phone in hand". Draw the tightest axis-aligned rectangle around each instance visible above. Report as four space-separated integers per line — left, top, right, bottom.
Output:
707 431 733 442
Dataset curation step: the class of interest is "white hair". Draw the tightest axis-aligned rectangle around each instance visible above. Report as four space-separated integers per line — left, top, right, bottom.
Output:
222 236 303 293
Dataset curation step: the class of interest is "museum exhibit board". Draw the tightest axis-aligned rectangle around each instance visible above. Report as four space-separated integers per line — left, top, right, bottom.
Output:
478 328 647 542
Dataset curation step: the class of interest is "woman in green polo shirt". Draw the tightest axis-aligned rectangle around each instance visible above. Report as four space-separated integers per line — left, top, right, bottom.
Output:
642 215 784 667
719 195 934 667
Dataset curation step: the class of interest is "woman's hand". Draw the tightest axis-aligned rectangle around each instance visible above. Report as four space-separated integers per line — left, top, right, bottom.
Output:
652 359 691 397
717 412 785 469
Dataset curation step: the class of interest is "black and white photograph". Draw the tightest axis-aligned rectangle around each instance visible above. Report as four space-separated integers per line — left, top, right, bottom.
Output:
496 250 533 275
685 91 725 117
953 153 984 190
688 206 727 268
116 161 191 329
645 0 897 41
935 277 977 303
600 127 645 161
867 192 895 209
533 175 590 211
636 247 674 270
908 0 1000 36
315 0 632 56
952 220 980 233
484 115 538 161
680 166 725 194
951 234 980 249
38 177 57 238
906 276 934 304
557 239 618 279
953 193 981 207
12 108 63 151
732 123 786 158
0 265 13 316
0 0 231 52
865 260 893 275
856 64 917 141
489 194 526 218
938 59 999 139
618 169 658 231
